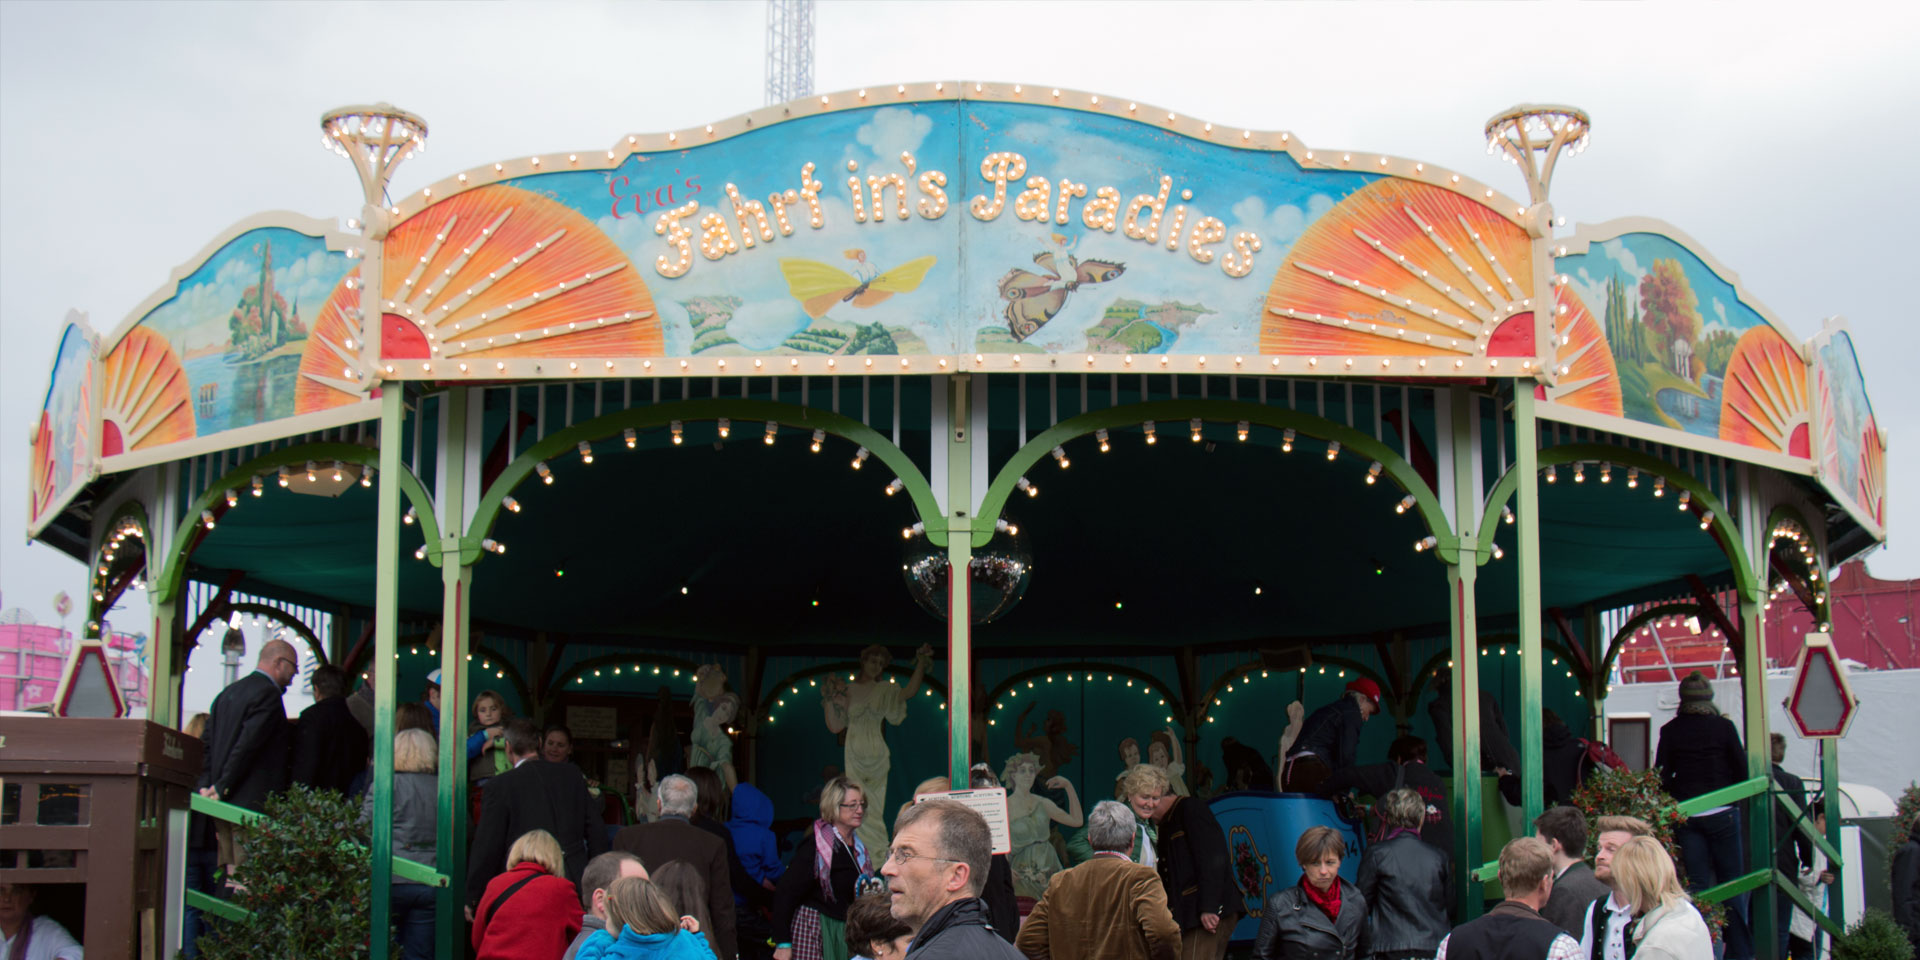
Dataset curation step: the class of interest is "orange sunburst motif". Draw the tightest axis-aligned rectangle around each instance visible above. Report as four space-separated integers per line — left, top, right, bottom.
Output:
382 183 660 364
1543 284 1622 416
100 327 194 455
1857 418 1886 525
1717 326 1809 456
296 266 371 414
1263 178 1533 358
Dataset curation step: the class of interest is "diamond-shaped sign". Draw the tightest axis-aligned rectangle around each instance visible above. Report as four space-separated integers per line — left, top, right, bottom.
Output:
1786 633 1858 739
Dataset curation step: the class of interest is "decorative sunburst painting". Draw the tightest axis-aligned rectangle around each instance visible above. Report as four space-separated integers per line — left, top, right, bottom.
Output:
100 326 194 455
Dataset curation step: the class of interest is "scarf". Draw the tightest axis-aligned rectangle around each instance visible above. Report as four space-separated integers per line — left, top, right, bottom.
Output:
812 819 869 903
6 916 31 960
1300 875 1342 923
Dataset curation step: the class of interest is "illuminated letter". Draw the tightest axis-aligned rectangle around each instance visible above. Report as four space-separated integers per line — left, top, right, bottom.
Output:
917 169 949 219
969 151 1027 220
769 162 825 232
868 172 909 221
1123 175 1173 243
1014 175 1051 222
725 183 773 247
653 200 700 277
1186 216 1225 264
1054 179 1086 225
1082 186 1121 232
1164 205 1189 251
1222 230 1263 278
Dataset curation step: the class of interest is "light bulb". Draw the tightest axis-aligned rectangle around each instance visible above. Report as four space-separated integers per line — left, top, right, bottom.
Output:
1502 505 1515 524
1677 490 1691 510
361 466 374 487
1492 545 1505 559
1236 421 1249 442
1017 477 1038 498
536 462 553 484
811 429 825 453
671 420 684 445
1627 467 1639 488
1282 429 1295 452
578 441 594 464
1190 418 1204 442
764 421 778 445
717 418 730 439
332 461 344 481
1397 495 1416 514
1326 441 1341 461
504 496 521 513
1653 476 1666 498
1052 446 1069 468
1573 463 1585 483
1143 421 1157 444
885 479 904 496
1414 536 1436 552
202 510 216 530
852 447 869 469
624 427 637 449
402 507 416 525
1545 465 1557 483
1096 428 1110 452
1699 510 1713 530
306 460 318 482
251 476 264 497
1600 463 1612 483
1366 462 1382 484
225 489 238 507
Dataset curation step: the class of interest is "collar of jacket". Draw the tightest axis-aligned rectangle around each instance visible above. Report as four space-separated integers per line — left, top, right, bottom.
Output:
907 897 993 951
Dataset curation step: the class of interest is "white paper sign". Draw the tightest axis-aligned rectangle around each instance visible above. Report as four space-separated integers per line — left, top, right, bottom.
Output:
567 705 618 740
914 787 1012 855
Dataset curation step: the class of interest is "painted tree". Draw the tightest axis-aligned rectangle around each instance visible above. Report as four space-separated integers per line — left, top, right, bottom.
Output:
1639 258 1702 374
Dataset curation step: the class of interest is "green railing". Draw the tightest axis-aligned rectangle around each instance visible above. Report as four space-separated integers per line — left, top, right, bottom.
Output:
183 792 450 924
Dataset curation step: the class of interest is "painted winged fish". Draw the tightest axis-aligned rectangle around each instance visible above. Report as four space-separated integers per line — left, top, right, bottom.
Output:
996 247 1125 341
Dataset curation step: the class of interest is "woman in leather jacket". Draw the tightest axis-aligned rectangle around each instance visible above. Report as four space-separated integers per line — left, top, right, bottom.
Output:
1355 789 1451 960
1253 826 1367 960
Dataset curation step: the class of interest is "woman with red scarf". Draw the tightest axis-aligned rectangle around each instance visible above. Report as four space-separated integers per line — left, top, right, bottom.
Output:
1252 826 1367 960
771 776 875 960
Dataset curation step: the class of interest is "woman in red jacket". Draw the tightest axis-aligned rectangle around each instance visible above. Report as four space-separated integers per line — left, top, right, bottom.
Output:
473 829 585 960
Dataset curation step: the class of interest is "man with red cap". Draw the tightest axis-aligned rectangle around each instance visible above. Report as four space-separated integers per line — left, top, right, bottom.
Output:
1282 678 1383 793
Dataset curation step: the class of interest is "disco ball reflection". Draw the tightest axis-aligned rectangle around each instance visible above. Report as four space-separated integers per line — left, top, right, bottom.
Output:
902 522 1033 624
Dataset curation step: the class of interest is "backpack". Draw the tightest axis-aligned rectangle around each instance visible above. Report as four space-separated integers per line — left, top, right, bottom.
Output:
1576 738 1629 778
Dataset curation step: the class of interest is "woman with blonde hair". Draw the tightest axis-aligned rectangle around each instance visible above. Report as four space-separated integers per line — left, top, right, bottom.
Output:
772 776 873 960
1612 836 1713 960
363 727 439 959
472 829 585 960
574 875 717 960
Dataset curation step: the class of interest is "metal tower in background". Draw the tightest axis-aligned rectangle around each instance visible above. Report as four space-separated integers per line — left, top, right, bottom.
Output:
765 0 814 106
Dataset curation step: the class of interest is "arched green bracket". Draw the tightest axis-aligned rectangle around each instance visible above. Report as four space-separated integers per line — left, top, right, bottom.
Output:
977 400 1457 560
184 600 328 666
984 662 1181 721
1476 444 1759 602
759 662 950 720
1763 505 1830 626
469 399 939 563
1600 602 1709 683
87 499 154 628
152 444 441 605
553 652 706 698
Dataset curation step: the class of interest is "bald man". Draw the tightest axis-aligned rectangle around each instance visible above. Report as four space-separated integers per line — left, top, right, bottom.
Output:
195 637 298 870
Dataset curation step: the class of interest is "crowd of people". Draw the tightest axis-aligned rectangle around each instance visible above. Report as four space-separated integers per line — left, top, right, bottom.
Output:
171 640 1903 960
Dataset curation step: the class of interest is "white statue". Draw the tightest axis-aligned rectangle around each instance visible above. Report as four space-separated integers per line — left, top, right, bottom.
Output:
690 664 739 793
823 642 933 858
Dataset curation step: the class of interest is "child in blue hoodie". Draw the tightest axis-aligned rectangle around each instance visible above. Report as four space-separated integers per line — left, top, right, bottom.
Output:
728 783 783 896
575 876 716 960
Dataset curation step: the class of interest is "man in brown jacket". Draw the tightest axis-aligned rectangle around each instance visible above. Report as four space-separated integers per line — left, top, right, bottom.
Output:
1016 800 1181 960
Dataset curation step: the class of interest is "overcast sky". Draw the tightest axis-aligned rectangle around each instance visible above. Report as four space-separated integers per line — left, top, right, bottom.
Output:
3 2 1916 695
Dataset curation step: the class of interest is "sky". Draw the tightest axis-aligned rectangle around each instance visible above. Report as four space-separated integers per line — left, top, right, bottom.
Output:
3 1 1917 711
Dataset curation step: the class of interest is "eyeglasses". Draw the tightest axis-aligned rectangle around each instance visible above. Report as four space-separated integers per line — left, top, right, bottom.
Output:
887 848 964 868
839 801 869 810
274 656 298 671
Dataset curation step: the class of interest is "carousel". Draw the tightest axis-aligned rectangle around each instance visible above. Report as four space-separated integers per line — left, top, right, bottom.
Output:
22 84 1888 959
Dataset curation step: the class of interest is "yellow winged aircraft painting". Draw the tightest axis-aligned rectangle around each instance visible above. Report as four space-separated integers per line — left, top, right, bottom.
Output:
779 249 937 320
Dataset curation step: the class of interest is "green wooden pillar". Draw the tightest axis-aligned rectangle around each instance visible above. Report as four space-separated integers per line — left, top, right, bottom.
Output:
434 387 474 956
1741 566 1775 955
1820 741 1842 925
1514 387 1544 823
946 374 974 787
150 595 181 727
370 387 406 960
1447 388 1484 919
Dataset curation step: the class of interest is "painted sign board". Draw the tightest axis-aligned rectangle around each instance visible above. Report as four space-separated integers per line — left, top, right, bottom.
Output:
1786 633 1858 739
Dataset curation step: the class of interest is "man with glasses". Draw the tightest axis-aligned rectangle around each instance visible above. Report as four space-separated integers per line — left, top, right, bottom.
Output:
880 799 1021 959
193 638 298 883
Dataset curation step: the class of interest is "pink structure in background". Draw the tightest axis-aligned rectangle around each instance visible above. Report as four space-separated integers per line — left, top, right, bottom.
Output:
1616 561 1919 683
0 615 150 713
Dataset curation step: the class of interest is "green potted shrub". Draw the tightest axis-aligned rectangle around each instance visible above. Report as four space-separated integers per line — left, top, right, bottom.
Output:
1832 909 1916 960
191 784 385 960
1569 767 1729 936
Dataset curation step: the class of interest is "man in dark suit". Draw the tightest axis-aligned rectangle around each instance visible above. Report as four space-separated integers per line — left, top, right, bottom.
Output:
465 717 609 915
290 665 368 794
196 637 298 869
612 773 737 960
1771 732 1813 959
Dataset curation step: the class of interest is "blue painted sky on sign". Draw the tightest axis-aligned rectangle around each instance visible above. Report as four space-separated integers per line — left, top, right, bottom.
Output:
1820 331 1873 497
507 101 1378 355
41 324 90 500
137 227 349 352
1563 232 1769 345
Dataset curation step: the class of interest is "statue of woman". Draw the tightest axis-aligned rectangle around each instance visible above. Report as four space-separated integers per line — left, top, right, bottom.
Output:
822 643 933 858
1002 751 1083 898
1148 727 1190 797
1114 737 1141 799
690 666 740 794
